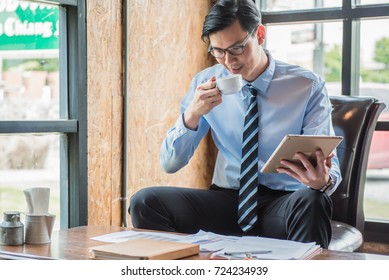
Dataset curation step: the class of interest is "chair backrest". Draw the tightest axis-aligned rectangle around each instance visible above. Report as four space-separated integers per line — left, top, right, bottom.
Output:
330 95 385 233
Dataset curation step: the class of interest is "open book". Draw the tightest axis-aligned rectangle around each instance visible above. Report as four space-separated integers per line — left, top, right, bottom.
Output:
88 238 200 260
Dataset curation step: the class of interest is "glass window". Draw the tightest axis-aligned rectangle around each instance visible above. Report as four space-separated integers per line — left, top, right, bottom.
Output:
365 131 389 221
260 0 341 12
358 18 389 221
1 0 86 230
0 0 69 230
357 0 389 5
0 2 59 120
265 21 343 95
0 134 60 229
359 18 389 120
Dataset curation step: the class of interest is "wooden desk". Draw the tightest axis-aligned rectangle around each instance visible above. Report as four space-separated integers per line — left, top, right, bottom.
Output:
1 225 388 260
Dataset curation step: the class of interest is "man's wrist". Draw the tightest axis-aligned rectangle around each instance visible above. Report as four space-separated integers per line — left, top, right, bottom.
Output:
310 176 335 193
182 112 200 131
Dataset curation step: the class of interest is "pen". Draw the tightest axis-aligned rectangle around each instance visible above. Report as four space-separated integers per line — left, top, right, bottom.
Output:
224 250 272 255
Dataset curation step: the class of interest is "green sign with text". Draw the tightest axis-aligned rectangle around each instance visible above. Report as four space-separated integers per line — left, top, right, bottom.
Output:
0 1 59 51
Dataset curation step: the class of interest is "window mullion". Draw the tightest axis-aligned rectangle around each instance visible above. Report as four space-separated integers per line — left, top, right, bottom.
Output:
342 19 352 95
34 0 77 6
60 6 68 120
350 19 361 97
66 1 88 228
0 120 77 133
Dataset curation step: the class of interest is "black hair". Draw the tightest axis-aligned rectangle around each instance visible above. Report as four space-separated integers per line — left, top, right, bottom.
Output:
201 0 261 42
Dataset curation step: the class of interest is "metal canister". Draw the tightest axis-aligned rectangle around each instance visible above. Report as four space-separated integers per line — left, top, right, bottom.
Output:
0 211 24 245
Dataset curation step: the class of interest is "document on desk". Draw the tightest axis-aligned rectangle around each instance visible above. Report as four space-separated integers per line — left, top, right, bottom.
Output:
90 230 239 252
91 230 321 259
89 238 200 260
210 236 321 260
91 230 183 243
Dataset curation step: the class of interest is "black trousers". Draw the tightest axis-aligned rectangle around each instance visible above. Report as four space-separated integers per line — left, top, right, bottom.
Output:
129 185 333 248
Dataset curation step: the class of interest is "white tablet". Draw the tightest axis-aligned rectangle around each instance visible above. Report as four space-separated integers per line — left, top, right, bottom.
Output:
260 134 343 173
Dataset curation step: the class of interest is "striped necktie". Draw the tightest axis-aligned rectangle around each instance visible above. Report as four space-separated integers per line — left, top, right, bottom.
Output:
238 84 259 232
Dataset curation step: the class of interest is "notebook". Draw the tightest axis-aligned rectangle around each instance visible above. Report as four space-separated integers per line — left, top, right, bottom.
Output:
88 238 200 260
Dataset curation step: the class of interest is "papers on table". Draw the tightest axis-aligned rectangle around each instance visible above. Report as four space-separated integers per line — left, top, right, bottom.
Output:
89 238 200 260
91 230 239 252
91 230 321 260
210 236 321 260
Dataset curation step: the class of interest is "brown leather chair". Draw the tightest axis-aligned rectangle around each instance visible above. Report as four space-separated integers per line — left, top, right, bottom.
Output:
328 95 385 252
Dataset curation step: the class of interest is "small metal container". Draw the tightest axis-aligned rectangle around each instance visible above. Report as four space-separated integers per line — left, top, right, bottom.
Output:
0 211 24 246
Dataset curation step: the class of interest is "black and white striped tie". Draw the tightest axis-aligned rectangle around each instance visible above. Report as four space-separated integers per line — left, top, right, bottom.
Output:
238 84 259 232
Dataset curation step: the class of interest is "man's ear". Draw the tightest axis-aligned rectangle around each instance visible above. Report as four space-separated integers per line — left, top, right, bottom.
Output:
257 24 266 45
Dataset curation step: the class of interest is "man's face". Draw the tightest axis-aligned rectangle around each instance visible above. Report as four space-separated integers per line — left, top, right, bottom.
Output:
209 20 266 82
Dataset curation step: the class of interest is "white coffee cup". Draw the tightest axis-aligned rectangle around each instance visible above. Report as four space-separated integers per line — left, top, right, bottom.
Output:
216 74 243 95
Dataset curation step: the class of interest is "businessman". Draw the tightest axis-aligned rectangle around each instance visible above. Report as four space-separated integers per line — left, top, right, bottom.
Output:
129 0 341 249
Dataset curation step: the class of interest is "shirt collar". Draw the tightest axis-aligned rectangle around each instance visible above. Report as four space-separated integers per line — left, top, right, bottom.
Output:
243 49 275 96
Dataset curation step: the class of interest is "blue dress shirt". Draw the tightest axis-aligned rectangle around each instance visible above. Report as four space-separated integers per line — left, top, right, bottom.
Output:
160 50 341 195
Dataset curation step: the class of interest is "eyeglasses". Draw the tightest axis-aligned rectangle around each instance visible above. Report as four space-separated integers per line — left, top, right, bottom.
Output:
208 27 256 59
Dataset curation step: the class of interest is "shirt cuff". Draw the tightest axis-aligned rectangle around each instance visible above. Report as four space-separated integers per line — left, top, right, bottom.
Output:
173 113 197 139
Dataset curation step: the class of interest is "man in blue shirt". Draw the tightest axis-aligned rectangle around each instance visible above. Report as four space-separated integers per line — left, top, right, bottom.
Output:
129 0 341 249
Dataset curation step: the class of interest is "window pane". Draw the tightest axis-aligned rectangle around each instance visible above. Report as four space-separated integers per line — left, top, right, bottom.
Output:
357 0 389 5
365 131 389 221
265 21 343 95
0 1 60 120
0 134 60 229
359 18 389 120
358 18 389 221
260 0 341 12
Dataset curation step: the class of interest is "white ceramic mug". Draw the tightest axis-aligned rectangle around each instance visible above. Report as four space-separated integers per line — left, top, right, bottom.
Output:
216 74 243 95
24 214 56 244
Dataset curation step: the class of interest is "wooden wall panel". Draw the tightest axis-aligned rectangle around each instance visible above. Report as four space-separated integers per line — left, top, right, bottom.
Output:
86 0 215 226
87 0 123 225
126 0 213 225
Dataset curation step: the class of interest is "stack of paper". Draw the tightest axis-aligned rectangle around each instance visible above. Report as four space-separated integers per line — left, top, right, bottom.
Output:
210 236 321 260
89 238 200 260
90 230 322 260
90 229 239 252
